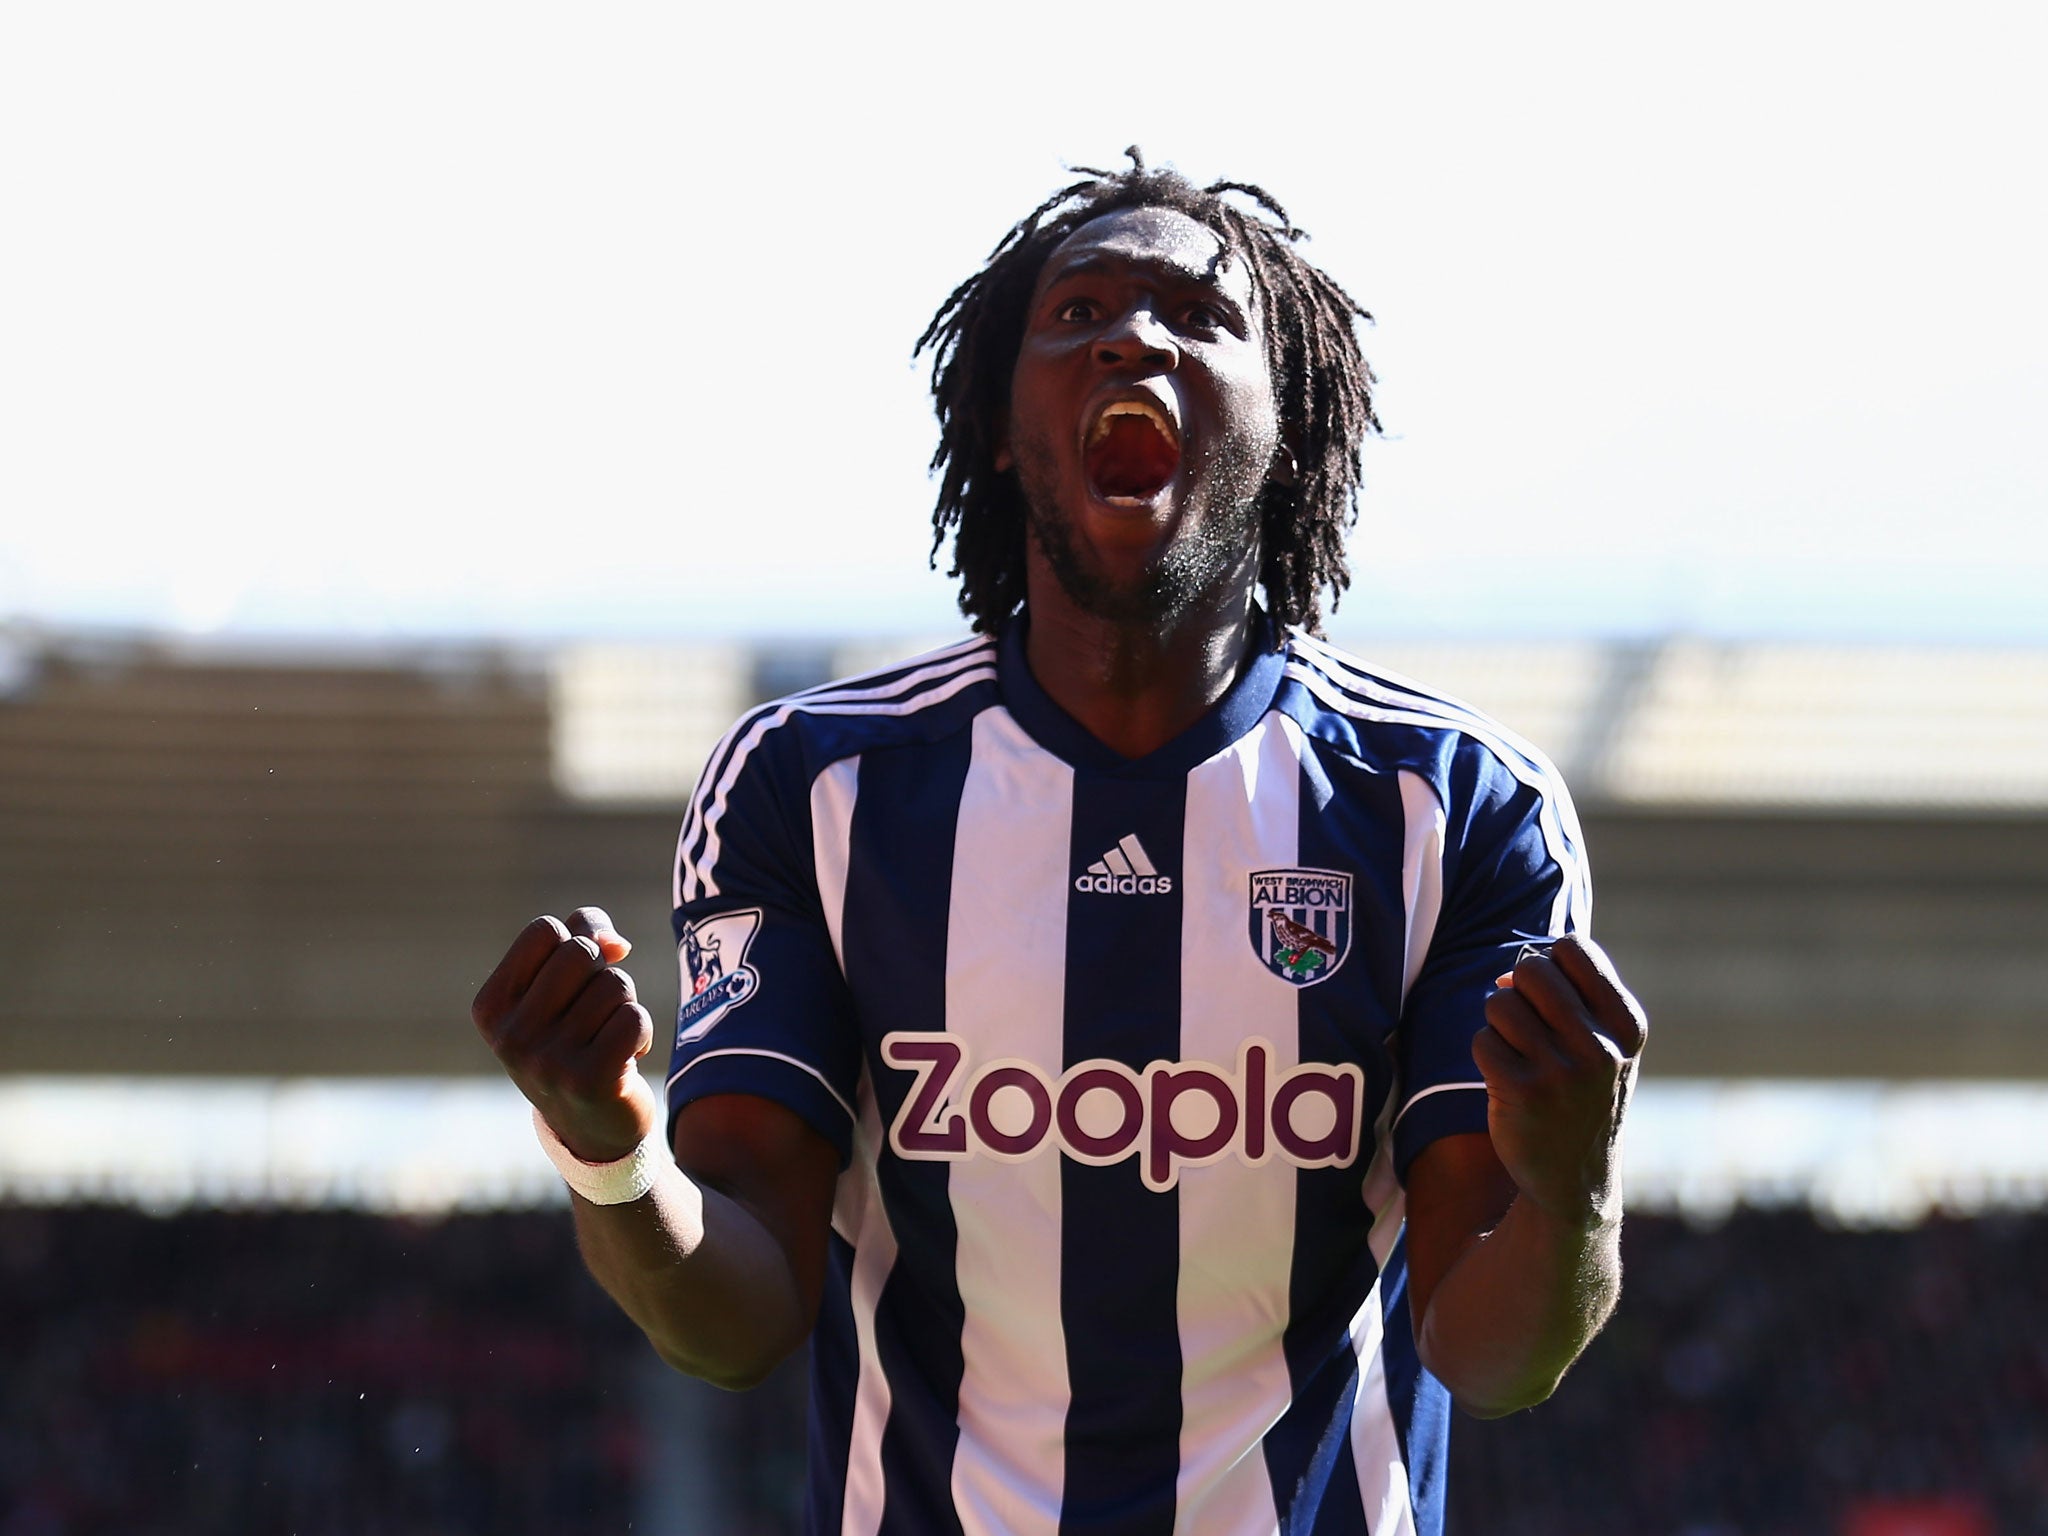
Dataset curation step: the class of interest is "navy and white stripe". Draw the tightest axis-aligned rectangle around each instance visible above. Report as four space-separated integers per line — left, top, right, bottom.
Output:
675 635 1000 906
946 706 1073 1535
664 617 1587 1535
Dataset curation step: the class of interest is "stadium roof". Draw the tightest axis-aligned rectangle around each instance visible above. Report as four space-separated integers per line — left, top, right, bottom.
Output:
553 635 2048 810
9 624 2045 810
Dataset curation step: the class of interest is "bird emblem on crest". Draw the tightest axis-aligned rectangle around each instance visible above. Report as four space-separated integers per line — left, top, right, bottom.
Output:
1268 910 1336 981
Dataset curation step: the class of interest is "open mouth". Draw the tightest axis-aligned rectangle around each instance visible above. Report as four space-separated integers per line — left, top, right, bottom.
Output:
1084 400 1181 503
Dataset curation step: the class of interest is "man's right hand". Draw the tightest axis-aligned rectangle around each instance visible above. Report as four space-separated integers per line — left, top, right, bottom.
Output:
471 906 658 1164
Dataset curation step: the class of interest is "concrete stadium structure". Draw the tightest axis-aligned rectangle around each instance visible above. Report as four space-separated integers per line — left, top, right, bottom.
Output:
2 626 2045 1083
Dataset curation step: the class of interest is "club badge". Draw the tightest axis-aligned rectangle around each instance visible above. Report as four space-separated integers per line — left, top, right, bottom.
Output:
1247 868 1353 987
674 907 763 1046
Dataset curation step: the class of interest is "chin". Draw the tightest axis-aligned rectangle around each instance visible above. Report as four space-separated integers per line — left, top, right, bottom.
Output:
1017 441 1260 628
1036 513 1251 631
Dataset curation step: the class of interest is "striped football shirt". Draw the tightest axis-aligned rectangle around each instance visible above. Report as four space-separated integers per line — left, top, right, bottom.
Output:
666 612 1589 1536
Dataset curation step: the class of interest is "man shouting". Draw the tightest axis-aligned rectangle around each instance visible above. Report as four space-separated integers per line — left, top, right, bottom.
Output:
472 150 1647 1535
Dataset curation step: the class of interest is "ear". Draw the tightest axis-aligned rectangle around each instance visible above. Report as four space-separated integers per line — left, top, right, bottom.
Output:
1268 436 1299 487
994 432 1014 474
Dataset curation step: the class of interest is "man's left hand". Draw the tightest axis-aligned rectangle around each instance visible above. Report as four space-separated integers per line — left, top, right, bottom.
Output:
1471 933 1648 1227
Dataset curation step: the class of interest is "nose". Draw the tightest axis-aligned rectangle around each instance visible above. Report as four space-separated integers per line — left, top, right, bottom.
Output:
1094 306 1179 372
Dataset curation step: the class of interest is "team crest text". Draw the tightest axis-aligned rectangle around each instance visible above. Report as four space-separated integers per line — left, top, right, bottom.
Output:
1248 867 1353 987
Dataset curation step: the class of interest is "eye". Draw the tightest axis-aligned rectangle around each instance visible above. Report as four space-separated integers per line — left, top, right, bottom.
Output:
1180 301 1227 331
1056 299 1099 323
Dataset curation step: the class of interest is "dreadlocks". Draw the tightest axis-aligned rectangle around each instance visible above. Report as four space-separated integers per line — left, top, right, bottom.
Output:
915 148 1381 640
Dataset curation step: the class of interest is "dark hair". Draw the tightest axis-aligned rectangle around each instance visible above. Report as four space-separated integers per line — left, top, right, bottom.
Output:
915 148 1380 638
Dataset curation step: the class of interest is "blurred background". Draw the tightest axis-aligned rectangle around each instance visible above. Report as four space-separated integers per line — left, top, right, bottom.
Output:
3 3 2046 1534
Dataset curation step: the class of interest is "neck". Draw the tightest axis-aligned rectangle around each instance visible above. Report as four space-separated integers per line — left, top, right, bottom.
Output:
1021 552 1260 761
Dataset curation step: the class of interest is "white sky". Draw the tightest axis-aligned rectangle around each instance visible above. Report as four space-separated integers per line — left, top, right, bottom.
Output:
3 3 2043 643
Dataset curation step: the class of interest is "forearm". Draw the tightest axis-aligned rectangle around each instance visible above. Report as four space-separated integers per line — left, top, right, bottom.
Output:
570 1164 813 1391
1416 1192 1622 1418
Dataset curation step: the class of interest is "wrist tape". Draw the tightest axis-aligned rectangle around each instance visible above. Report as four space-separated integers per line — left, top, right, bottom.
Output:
531 1107 672 1205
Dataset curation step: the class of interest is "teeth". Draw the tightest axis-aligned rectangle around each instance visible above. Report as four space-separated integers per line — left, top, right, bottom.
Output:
1088 399 1177 447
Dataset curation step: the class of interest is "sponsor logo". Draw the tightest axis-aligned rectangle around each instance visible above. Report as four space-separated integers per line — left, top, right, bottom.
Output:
1074 833 1174 896
1248 867 1352 987
881 1032 1364 1191
674 907 762 1047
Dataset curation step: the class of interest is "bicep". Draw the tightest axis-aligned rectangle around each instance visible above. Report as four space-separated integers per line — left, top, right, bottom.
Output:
1403 1130 1518 1338
672 1092 841 1321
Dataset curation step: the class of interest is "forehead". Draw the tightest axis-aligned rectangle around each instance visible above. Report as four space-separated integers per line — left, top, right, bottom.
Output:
1033 205 1254 305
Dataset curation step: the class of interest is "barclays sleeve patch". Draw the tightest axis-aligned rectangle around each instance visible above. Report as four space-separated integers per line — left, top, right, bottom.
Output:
675 908 763 1047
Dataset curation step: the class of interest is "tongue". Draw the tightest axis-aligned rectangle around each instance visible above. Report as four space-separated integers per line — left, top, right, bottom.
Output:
1087 414 1179 500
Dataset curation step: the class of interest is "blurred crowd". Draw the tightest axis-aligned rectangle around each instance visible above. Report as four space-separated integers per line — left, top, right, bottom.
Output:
1451 1210 2048 1536
0 1207 642 1536
2 1205 2042 1535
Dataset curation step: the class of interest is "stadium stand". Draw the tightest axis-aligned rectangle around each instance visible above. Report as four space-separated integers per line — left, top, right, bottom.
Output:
2 624 2045 1532
0 1205 645 1536
1450 1211 2045 1536
4 627 2047 1079
2 1205 2038 1536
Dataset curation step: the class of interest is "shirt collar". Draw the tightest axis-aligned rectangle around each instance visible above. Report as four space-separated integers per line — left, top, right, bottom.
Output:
995 607 1289 778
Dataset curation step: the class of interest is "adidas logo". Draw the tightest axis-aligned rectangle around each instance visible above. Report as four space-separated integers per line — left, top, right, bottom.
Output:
1073 834 1174 896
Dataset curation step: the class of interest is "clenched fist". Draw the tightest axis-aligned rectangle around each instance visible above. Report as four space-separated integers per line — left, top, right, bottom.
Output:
1473 933 1647 1227
472 906 658 1164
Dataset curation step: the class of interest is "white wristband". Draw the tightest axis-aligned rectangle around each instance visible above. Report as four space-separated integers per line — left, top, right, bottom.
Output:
531 1107 672 1206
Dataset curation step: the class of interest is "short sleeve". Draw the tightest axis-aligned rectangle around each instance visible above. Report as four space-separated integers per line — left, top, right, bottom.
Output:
666 723 861 1164
1391 745 1589 1182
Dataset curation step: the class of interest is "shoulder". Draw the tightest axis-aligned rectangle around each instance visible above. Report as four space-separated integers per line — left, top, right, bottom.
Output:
674 635 999 904
1280 632 1592 925
698 633 1000 794
1277 630 1576 816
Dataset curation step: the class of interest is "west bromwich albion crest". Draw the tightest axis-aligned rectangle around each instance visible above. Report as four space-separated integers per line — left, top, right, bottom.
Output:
1248 868 1352 986
675 907 763 1047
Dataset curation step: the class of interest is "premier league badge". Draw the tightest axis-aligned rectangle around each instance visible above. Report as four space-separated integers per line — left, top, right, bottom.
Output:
1248 868 1353 987
675 908 763 1047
